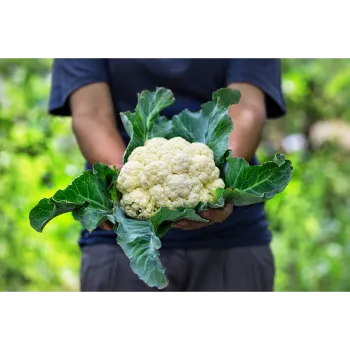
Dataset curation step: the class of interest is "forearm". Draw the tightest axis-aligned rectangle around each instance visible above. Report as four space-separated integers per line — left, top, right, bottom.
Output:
72 114 126 167
228 105 265 161
227 83 266 162
69 83 126 167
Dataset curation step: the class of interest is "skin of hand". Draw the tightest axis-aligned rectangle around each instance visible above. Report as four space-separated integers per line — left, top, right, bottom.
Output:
171 203 234 230
70 82 126 167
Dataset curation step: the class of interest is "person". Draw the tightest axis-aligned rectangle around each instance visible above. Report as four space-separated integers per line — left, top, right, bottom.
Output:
48 59 286 292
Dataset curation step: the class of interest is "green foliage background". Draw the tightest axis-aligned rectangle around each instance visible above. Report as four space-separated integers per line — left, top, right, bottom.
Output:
1 59 349 291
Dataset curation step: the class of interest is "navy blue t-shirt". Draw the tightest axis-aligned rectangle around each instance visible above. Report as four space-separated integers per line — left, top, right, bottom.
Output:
49 59 286 249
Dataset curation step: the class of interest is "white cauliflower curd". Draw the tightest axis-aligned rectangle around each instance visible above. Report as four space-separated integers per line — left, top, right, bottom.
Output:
116 137 225 219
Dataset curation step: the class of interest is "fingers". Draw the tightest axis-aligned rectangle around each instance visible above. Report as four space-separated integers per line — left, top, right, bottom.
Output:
172 220 212 230
172 204 234 230
100 221 114 231
200 204 233 223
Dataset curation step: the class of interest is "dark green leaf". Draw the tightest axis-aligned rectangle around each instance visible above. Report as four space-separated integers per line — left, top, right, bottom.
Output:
150 207 208 238
114 206 168 289
121 88 175 163
196 188 225 212
223 157 249 188
92 164 119 203
29 198 86 232
222 188 266 206
172 88 239 165
113 204 212 289
148 115 173 139
222 153 293 205
121 111 146 163
213 88 241 107
93 163 118 190
29 164 116 233
136 88 175 129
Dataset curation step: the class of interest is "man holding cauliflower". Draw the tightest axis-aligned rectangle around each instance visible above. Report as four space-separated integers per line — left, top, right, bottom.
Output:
49 59 286 291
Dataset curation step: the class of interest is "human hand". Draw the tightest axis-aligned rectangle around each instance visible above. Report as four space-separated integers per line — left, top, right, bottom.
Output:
172 203 233 230
100 221 114 231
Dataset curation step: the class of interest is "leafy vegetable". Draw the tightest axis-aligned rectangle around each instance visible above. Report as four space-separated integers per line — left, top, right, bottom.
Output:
29 86 293 290
30 167 116 232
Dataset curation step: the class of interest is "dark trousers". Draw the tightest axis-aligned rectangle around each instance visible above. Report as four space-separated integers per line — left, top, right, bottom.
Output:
80 244 275 292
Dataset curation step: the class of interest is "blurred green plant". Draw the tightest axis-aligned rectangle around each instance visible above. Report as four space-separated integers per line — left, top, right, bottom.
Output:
263 58 350 291
0 58 349 291
0 59 83 291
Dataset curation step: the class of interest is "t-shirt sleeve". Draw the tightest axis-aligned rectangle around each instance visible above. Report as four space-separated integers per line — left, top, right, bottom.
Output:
48 59 109 116
226 59 286 119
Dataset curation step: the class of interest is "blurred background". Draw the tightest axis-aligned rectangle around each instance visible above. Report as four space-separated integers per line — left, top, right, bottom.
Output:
0 59 349 291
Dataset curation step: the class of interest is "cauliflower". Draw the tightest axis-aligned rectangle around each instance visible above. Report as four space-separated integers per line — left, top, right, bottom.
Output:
116 137 225 219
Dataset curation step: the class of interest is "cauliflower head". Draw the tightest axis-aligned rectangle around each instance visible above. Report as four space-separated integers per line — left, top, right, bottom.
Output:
116 137 225 220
